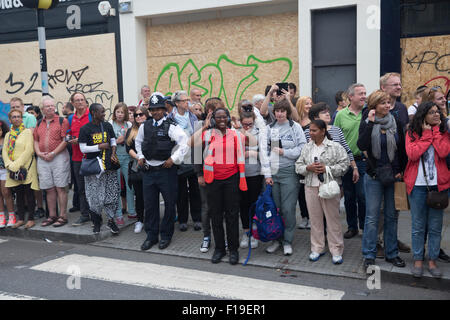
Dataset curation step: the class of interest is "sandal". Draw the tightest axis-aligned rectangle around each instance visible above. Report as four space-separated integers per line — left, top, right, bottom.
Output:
41 216 58 227
53 217 68 228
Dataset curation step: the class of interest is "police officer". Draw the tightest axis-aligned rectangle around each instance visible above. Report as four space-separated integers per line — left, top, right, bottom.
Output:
135 94 189 251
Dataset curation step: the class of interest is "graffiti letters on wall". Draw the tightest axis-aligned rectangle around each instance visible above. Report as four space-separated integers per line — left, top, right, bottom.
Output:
154 54 293 111
401 35 449 107
406 50 450 93
0 33 119 123
0 66 115 122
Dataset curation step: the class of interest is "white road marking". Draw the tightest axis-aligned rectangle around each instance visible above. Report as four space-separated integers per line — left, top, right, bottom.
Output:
0 239 8 244
0 291 44 300
31 254 345 300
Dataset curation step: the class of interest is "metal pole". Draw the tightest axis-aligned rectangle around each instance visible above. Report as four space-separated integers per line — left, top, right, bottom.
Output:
37 9 49 96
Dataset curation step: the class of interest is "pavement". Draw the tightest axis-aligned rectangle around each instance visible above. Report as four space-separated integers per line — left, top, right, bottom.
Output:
1 190 449 290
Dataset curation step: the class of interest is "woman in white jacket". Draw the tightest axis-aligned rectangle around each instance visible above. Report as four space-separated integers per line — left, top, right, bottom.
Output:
296 120 349 264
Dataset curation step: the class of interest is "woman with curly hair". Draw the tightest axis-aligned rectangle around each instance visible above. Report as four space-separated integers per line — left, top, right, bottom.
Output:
404 101 449 278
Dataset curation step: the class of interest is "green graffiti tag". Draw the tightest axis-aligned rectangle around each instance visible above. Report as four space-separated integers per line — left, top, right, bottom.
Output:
154 54 293 110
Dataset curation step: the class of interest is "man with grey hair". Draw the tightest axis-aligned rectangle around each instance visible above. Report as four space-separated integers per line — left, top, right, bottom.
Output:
334 83 367 240
33 96 71 227
253 94 274 125
138 85 151 107
169 90 202 232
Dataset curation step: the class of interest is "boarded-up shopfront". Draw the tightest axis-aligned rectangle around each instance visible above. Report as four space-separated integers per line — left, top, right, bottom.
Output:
0 33 119 120
147 12 299 114
401 34 449 108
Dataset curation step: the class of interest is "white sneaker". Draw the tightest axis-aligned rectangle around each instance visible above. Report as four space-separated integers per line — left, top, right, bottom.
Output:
305 219 311 229
134 221 144 233
250 237 258 249
283 244 293 256
309 251 324 262
200 237 211 253
265 241 281 254
298 217 309 229
0 214 5 228
332 255 343 265
240 234 249 249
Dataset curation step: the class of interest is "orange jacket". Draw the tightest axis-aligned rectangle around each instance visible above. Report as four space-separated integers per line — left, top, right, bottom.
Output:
203 129 248 191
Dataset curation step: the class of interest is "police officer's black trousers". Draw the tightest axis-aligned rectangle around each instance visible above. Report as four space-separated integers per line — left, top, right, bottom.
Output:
142 166 178 242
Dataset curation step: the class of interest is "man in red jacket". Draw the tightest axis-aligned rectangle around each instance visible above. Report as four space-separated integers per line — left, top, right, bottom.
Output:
68 92 94 226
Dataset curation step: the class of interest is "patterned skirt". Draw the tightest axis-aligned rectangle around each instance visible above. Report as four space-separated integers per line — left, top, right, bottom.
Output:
85 170 120 219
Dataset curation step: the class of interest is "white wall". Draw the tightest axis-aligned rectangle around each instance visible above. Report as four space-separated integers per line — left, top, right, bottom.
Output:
119 15 147 105
133 0 280 17
298 0 381 97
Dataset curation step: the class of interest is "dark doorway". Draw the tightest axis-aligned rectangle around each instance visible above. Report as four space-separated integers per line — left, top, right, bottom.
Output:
312 6 357 113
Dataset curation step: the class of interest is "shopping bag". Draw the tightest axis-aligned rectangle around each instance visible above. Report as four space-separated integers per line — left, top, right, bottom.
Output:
394 181 410 211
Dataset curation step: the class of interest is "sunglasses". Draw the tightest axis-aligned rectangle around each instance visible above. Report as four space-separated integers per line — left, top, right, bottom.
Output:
241 104 253 112
428 86 443 97
134 113 145 118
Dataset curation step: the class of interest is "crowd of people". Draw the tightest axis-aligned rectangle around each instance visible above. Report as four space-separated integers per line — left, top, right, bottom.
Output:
0 72 448 278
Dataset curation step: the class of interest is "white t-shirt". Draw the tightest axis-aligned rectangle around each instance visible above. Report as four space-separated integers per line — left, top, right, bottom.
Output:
408 103 418 116
415 145 438 186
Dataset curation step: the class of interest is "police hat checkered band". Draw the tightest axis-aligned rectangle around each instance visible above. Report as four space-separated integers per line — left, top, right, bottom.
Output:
149 94 166 109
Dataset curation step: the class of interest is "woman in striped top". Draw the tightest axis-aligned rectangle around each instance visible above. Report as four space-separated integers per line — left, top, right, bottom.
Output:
304 103 358 181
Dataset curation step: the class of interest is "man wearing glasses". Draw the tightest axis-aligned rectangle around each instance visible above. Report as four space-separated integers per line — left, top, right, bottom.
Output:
68 92 95 227
380 73 409 130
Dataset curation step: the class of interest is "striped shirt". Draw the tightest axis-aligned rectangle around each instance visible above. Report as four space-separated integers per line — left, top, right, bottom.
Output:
304 125 354 162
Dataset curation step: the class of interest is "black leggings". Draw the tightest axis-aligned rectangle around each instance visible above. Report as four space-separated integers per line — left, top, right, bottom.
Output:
298 183 309 219
13 184 35 221
129 179 144 223
239 175 263 230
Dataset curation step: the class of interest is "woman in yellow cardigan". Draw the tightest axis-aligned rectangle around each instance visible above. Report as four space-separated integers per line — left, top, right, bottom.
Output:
3 109 39 229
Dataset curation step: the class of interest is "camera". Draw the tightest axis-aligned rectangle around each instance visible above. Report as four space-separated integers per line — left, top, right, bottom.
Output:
276 82 289 96
65 135 74 142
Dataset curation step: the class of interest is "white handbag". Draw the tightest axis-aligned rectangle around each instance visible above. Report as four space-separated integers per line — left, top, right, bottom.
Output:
318 166 340 199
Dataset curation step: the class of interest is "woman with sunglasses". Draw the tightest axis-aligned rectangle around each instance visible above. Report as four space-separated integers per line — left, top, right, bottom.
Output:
404 102 449 278
2 109 38 229
125 106 150 233
109 102 134 224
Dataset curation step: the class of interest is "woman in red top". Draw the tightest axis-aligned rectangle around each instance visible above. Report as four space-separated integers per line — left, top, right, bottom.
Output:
192 107 247 265
404 101 450 279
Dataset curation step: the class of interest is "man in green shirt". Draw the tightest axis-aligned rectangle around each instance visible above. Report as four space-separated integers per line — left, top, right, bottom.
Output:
9 97 37 130
334 83 367 239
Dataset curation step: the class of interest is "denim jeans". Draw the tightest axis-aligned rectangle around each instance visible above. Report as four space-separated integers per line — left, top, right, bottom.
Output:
408 186 444 261
342 159 366 231
115 153 136 217
362 175 398 260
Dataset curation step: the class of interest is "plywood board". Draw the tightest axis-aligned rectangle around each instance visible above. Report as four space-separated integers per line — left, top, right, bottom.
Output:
0 33 119 121
147 12 299 115
401 35 450 107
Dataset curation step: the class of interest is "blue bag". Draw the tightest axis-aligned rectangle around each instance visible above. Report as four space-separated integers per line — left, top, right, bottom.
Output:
243 185 284 265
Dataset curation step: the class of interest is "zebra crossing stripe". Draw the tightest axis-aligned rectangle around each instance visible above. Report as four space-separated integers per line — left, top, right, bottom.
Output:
31 254 345 300
0 291 44 300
